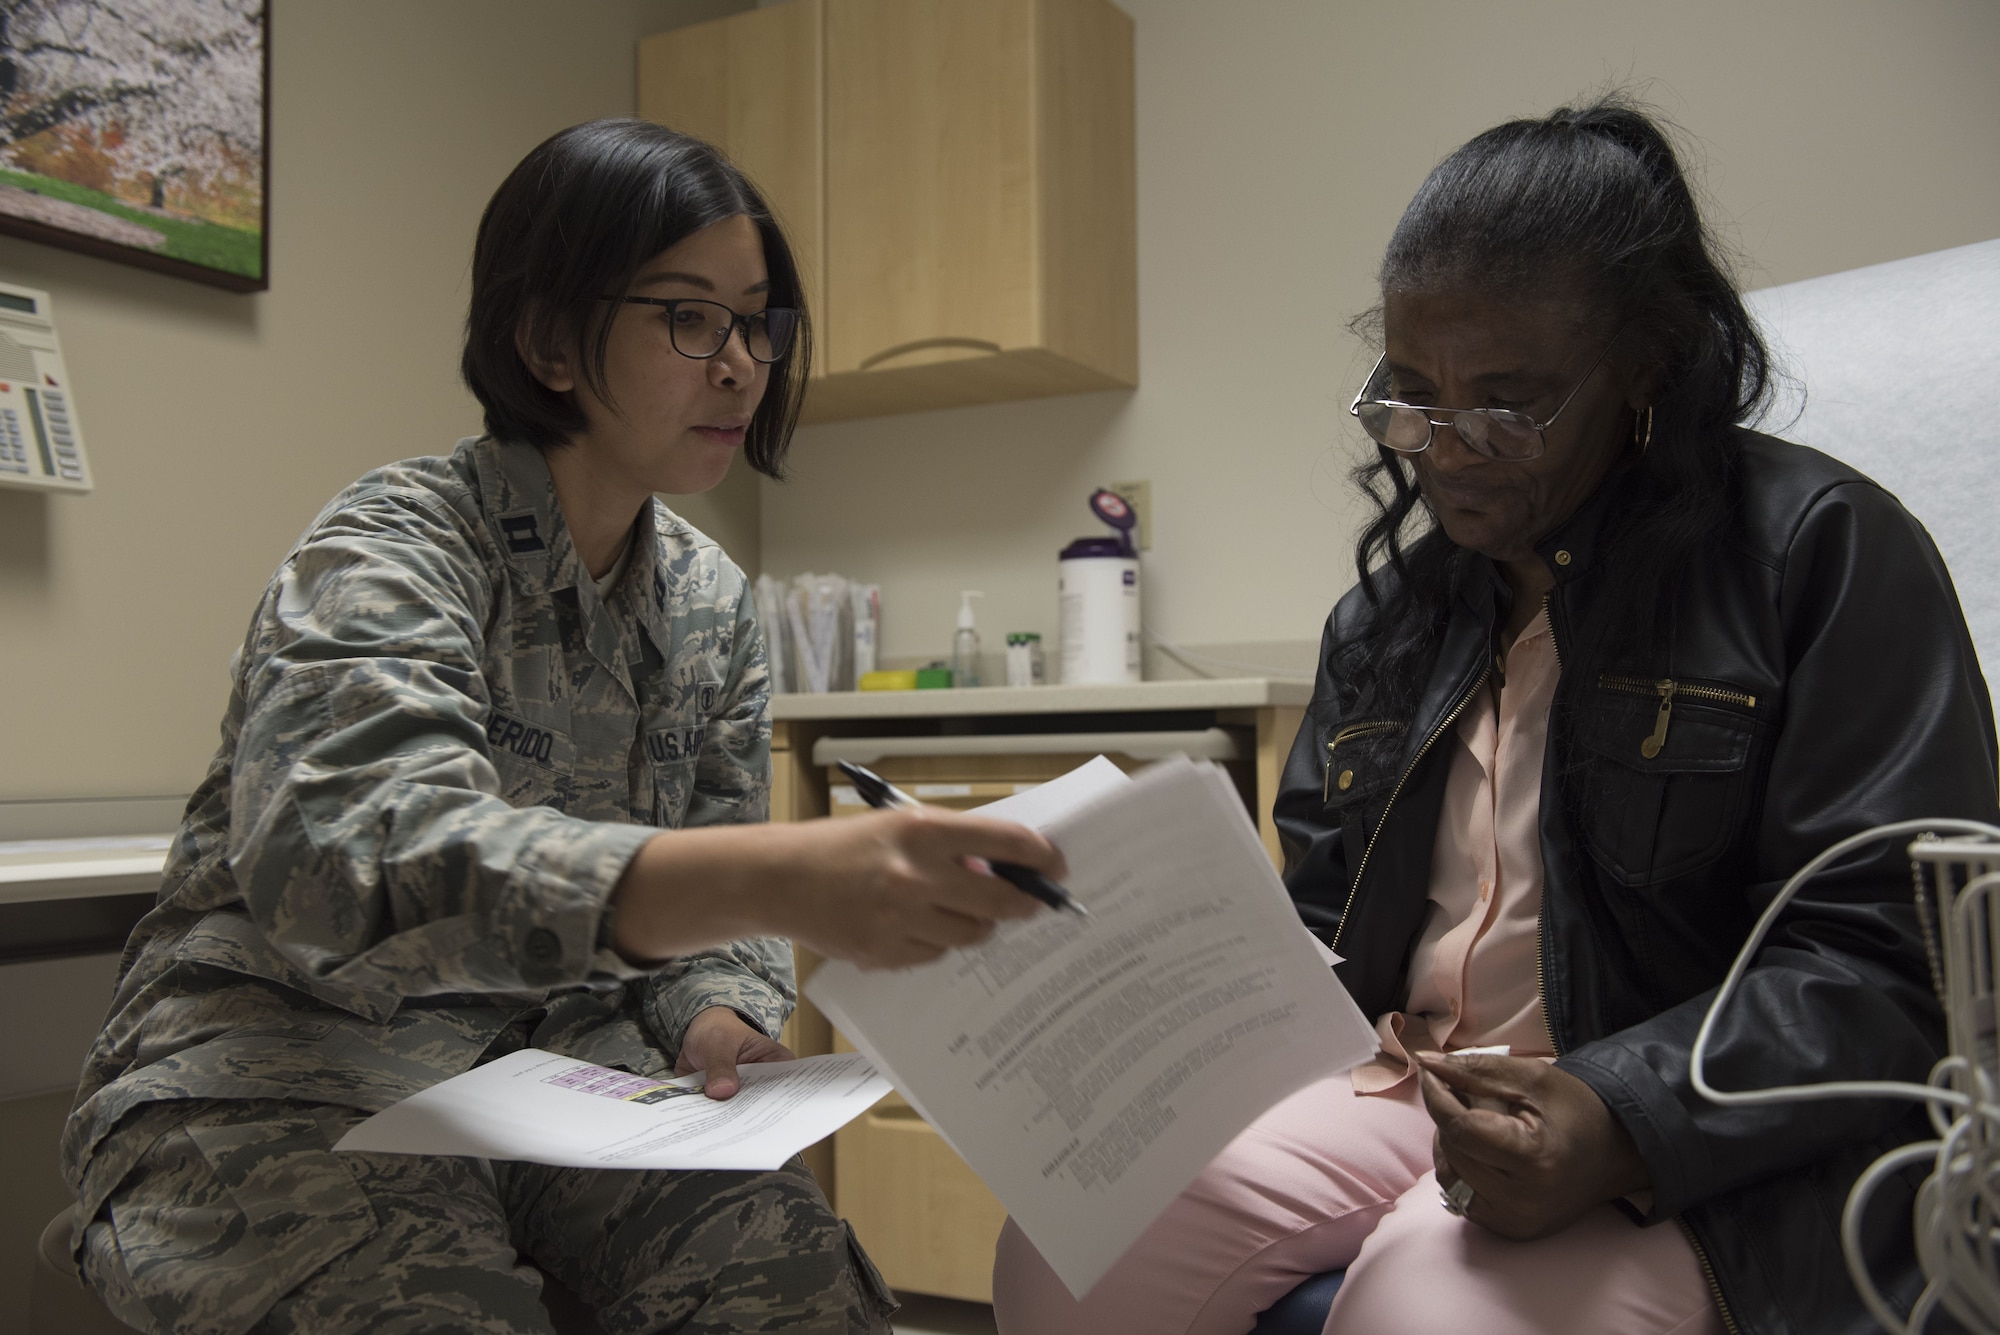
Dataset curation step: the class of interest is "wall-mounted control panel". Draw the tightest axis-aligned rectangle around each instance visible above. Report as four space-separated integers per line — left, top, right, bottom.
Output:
0 279 89 493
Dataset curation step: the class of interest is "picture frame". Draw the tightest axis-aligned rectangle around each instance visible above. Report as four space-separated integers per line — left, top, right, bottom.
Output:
0 1 270 293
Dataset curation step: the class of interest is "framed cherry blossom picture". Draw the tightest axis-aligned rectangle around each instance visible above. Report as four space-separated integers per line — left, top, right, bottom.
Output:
0 1 268 292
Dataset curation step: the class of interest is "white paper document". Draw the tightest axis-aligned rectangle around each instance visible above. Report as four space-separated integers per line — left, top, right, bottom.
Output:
807 757 1378 1297
335 1049 890 1171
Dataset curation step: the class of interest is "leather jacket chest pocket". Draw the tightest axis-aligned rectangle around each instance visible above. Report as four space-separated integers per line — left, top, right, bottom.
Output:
483 706 577 807
1570 678 1762 887
1320 718 1406 865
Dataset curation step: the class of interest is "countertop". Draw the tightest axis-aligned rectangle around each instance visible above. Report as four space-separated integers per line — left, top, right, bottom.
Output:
0 835 170 904
0 682 1318 899
769 676 1313 721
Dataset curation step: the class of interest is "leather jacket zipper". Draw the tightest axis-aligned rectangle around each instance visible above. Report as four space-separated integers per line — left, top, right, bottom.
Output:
1677 1218 1743 1334
1534 907 1560 1057
1597 674 1757 758
1537 593 1562 1058
1322 721 1404 802
1330 663 1490 956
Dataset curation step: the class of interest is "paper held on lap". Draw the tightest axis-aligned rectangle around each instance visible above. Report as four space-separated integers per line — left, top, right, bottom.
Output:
334 1048 891 1171
807 756 1379 1297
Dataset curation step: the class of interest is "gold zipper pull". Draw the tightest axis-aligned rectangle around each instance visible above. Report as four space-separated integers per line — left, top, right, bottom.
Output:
1325 741 1336 803
1641 680 1676 758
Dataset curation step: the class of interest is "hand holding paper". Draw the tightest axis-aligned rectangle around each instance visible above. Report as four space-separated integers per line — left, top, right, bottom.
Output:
808 757 1377 1296
337 1050 890 1172
338 754 1376 1299
676 1005 795 1099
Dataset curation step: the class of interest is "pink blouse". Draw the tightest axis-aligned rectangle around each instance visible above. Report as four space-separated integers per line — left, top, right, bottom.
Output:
1352 607 1560 1095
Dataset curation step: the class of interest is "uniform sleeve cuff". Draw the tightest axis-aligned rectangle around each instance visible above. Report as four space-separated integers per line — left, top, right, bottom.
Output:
505 819 658 988
646 955 794 1057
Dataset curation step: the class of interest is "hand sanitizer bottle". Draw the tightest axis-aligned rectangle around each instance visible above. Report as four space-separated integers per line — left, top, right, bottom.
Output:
952 591 985 687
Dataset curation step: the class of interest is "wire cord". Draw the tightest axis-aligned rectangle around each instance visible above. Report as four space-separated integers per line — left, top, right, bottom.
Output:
1692 817 2000 1334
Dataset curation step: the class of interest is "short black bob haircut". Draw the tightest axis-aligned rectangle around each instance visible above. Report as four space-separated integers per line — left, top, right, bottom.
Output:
461 118 810 478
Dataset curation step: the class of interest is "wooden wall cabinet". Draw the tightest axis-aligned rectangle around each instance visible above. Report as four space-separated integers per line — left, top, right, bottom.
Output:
637 0 1137 425
637 2 826 334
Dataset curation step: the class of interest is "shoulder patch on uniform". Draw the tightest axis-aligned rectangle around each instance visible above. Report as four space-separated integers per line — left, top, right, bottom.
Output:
499 512 546 554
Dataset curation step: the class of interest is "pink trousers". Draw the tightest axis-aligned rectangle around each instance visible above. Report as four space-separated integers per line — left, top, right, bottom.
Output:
991 1072 1726 1335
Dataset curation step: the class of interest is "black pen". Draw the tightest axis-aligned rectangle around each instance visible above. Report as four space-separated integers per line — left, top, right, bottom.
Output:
835 760 1092 918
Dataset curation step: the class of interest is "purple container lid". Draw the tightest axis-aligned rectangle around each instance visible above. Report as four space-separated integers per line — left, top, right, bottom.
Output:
1060 537 1129 560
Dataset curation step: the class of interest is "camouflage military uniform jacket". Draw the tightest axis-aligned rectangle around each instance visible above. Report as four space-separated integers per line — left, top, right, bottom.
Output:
64 436 788 1224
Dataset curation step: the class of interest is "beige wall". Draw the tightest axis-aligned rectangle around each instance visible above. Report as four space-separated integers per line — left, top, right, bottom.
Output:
761 0 2000 674
5 0 1996 800
0 0 747 803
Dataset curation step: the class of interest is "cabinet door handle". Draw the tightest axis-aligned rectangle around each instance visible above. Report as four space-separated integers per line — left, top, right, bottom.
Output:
812 728 1248 766
857 337 1003 371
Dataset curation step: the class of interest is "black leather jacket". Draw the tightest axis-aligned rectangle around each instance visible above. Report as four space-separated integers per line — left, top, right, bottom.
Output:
1276 432 1996 1334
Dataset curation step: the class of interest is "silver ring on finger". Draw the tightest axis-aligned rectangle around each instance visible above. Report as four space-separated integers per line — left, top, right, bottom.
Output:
1441 1177 1475 1217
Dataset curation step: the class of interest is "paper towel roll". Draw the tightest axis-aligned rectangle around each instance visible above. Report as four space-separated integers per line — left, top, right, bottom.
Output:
1744 238 2000 712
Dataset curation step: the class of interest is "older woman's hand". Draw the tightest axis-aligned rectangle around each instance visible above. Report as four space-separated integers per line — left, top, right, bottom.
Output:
1416 1051 1650 1240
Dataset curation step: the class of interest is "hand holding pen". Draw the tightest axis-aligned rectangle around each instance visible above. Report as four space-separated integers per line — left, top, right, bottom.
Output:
616 791 1072 971
837 761 1092 919
609 767 1068 971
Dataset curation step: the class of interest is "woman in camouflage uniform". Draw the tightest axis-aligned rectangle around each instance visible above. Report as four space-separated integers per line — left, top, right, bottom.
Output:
62 119 1062 1335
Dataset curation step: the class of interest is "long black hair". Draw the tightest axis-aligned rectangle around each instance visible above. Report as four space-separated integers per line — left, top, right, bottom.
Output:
1334 94 1775 719
460 119 810 478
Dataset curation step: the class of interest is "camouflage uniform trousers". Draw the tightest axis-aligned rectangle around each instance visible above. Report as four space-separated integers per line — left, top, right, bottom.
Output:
79 1098 896 1335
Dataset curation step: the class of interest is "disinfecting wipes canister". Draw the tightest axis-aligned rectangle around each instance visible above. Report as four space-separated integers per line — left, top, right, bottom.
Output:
1059 537 1141 684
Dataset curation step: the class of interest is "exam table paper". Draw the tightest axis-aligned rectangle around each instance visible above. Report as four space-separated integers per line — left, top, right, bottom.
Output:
807 756 1378 1297
335 1049 890 1171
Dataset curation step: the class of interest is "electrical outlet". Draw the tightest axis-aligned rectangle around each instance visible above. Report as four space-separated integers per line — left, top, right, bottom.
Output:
1109 479 1151 550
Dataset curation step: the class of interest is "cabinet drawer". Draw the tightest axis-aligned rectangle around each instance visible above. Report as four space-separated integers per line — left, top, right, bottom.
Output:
829 778 1030 816
833 1037 1009 1302
817 729 1249 816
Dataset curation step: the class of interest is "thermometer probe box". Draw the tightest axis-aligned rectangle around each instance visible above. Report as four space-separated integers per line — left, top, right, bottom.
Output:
0 278 90 494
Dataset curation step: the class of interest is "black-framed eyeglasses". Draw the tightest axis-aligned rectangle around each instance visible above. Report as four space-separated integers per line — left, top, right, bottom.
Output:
1347 333 1622 462
604 296 799 364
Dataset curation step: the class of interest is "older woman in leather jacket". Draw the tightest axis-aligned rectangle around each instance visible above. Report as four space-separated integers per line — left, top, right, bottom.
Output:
992 98 1994 1335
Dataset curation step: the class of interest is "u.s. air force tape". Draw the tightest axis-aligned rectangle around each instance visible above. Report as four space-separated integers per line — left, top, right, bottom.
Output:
645 725 704 765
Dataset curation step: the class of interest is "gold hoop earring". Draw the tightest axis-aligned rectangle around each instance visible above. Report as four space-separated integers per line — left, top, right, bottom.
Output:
1634 405 1654 454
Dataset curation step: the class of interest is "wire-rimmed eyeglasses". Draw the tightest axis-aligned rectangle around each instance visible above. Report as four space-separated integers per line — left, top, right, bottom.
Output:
1348 333 1622 462
604 296 799 364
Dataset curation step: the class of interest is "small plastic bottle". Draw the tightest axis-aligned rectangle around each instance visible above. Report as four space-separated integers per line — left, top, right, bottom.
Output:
951 591 985 687
1005 633 1046 687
